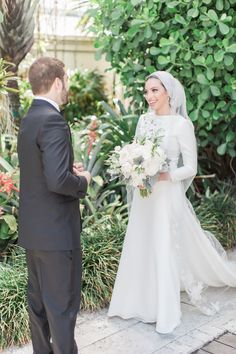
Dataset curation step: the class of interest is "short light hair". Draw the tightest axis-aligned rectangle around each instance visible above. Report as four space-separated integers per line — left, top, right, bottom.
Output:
28 57 65 95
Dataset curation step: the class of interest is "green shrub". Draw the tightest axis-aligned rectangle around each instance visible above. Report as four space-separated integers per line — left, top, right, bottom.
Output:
87 0 236 177
81 214 126 310
0 159 19 254
64 69 108 123
194 185 236 249
18 69 109 123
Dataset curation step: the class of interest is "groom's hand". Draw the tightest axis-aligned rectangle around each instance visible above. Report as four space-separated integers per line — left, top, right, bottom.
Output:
73 162 84 173
76 170 92 185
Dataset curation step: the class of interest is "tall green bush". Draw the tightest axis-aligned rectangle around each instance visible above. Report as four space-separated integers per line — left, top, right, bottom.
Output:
19 69 109 122
64 69 108 123
87 0 236 174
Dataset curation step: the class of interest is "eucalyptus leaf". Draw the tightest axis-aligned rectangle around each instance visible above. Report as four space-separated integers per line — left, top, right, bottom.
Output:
226 43 236 53
150 46 159 55
210 85 221 96
224 55 234 66
157 55 170 65
112 38 122 52
167 1 179 8
187 8 199 18
217 143 227 155
207 27 217 37
131 0 143 5
219 22 230 35
216 0 224 10
197 74 209 85
127 25 140 38
207 9 218 22
214 50 224 62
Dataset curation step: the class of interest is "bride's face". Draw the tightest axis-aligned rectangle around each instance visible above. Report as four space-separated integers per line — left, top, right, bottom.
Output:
144 78 170 113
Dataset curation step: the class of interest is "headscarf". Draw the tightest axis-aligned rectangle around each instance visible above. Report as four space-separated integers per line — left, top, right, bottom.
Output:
146 71 196 192
146 71 190 121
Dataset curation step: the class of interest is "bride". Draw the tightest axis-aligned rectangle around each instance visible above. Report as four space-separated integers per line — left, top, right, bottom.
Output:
108 71 236 334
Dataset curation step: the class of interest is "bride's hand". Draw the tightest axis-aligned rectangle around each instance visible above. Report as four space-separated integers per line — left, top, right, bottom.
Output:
157 172 170 181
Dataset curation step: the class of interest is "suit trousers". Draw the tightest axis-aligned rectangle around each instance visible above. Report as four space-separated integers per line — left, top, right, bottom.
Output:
26 249 82 354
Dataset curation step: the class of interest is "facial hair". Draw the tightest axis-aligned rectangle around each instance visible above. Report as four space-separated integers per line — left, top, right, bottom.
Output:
60 81 69 105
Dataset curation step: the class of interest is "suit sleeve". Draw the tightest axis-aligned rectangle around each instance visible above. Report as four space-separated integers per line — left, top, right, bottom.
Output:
38 113 88 198
169 119 197 182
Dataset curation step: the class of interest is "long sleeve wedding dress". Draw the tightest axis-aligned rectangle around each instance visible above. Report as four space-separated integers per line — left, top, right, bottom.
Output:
108 112 236 334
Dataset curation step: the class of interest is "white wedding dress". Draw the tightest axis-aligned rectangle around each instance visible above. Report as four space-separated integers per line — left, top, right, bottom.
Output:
108 112 236 334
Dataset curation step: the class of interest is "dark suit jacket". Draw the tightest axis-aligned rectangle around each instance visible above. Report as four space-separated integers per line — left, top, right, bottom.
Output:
17 99 88 251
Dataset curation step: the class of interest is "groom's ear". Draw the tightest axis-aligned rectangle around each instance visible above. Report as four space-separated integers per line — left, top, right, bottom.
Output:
53 77 62 91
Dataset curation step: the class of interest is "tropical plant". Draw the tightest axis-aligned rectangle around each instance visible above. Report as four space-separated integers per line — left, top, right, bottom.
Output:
82 0 236 179
0 0 39 117
72 101 138 172
18 79 34 117
0 58 17 136
64 69 108 123
0 158 19 254
71 101 138 217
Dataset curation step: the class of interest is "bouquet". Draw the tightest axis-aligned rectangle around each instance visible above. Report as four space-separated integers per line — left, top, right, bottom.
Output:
108 134 167 197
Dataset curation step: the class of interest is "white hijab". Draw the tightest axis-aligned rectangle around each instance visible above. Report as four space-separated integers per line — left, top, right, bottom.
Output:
147 71 190 121
146 71 196 192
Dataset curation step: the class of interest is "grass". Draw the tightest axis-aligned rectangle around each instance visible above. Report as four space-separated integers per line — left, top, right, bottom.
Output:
0 246 29 350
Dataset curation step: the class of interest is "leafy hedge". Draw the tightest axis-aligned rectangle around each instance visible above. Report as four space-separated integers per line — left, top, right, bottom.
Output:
88 0 236 164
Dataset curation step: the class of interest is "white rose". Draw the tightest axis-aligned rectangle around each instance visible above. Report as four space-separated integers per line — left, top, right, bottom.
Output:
115 146 121 153
121 162 133 178
143 158 160 176
130 172 145 187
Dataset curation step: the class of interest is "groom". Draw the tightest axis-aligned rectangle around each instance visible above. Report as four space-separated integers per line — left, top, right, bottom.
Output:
17 57 91 354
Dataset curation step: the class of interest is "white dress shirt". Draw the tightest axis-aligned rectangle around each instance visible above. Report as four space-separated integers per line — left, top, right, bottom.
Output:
34 96 60 112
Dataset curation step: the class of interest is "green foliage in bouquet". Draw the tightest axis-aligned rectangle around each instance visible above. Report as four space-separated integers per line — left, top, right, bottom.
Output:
86 0 236 177
64 69 108 123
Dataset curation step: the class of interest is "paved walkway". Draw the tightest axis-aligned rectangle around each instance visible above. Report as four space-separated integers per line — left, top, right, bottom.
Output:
3 250 236 354
194 332 236 353
2 290 236 354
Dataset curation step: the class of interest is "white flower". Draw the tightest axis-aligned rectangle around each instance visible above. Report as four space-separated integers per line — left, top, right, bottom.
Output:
108 133 167 198
131 173 145 187
121 162 133 178
142 158 160 176
115 146 121 153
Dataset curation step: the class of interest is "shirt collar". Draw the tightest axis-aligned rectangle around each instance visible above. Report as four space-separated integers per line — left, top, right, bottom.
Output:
34 96 60 112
